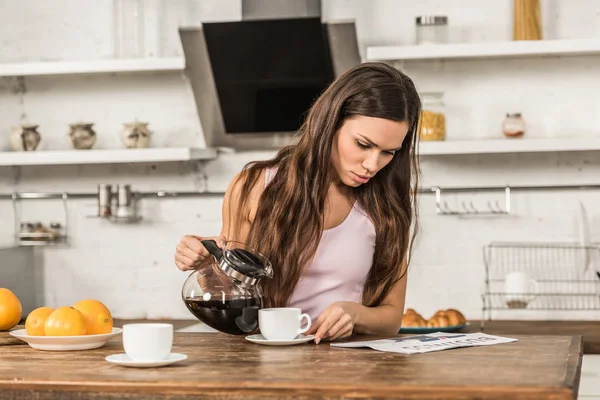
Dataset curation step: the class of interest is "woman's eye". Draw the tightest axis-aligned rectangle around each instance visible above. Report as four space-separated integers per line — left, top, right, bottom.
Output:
385 151 396 156
356 140 370 149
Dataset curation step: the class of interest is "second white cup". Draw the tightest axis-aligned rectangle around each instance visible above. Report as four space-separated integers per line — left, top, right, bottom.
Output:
504 271 539 307
259 308 311 341
123 323 173 362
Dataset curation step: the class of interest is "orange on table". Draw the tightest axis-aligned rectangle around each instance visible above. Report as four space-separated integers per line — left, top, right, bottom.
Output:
25 307 54 336
72 299 113 335
0 288 22 331
44 306 86 336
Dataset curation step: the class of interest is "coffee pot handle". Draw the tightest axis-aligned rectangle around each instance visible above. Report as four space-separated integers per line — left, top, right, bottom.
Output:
201 239 223 261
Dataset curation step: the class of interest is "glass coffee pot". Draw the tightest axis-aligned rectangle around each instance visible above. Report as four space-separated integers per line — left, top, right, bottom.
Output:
181 240 273 335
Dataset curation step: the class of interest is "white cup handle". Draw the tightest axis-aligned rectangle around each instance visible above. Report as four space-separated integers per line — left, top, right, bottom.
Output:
297 313 311 335
528 278 539 302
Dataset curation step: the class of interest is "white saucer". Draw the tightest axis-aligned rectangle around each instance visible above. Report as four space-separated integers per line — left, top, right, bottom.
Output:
245 334 315 346
105 353 187 368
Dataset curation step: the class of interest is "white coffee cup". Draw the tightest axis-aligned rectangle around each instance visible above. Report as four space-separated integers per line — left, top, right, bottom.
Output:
505 271 539 305
123 323 173 362
259 308 311 341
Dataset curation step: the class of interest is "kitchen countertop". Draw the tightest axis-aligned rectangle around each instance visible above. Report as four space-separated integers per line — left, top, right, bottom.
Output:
3 319 599 354
0 331 583 399
115 318 600 354
464 320 600 354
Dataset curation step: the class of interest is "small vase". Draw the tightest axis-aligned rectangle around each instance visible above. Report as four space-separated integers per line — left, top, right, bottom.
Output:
10 124 42 151
121 121 152 149
68 122 97 150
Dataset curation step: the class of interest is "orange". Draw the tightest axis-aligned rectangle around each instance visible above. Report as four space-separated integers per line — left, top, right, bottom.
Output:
72 299 113 335
0 288 22 331
25 307 54 336
44 306 86 336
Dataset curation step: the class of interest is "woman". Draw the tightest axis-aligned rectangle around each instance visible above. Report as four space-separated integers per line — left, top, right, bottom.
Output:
175 62 421 344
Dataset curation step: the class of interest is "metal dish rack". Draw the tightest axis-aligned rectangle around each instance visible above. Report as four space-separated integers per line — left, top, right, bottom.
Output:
11 193 69 246
481 242 600 327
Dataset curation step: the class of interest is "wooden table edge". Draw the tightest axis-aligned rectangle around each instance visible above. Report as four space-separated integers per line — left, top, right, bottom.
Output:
0 380 580 400
564 335 584 399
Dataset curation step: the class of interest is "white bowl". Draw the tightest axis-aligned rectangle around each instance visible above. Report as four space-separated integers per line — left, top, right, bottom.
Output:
9 328 122 351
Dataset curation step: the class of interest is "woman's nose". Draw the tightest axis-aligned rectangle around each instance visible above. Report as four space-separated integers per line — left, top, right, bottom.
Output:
362 151 379 174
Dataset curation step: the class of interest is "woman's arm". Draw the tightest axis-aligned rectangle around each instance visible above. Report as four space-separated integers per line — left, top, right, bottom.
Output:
307 255 408 343
174 169 265 271
352 259 407 335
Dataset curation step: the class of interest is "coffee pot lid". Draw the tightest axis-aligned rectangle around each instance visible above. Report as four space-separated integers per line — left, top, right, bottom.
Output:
202 240 273 287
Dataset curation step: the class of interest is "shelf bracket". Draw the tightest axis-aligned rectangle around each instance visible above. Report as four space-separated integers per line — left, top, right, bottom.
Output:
1 76 26 94
192 160 209 192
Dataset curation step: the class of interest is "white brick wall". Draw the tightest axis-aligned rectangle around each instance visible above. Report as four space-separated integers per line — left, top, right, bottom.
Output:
1 0 600 322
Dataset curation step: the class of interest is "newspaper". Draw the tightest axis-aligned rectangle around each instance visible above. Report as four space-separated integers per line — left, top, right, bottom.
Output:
330 332 518 354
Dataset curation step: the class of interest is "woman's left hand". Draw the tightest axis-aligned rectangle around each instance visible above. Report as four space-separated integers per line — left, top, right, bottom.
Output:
306 302 358 344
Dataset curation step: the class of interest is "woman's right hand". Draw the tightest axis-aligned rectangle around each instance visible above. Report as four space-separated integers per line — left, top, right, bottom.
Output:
174 235 226 271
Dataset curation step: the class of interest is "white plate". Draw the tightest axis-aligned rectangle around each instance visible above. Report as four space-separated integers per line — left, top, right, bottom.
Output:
9 328 122 351
245 334 315 346
105 353 187 368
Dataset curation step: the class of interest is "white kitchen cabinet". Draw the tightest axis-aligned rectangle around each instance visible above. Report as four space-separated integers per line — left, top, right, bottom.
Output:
579 355 600 399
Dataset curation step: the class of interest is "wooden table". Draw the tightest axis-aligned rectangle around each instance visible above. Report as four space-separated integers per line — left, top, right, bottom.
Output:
465 320 600 354
0 332 583 400
5 319 600 353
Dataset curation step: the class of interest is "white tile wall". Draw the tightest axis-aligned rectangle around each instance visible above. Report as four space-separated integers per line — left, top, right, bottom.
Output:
1 0 600 322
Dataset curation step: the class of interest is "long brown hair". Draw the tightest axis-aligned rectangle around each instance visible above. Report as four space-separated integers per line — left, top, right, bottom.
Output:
232 62 421 308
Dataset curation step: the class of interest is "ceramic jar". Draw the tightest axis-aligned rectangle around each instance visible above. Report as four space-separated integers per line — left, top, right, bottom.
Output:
121 121 152 149
10 124 42 151
502 113 526 138
68 122 97 150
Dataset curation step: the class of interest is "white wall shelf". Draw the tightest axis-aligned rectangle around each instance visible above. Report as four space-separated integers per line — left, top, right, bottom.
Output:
0 58 185 77
0 147 217 166
366 39 600 62
419 138 600 156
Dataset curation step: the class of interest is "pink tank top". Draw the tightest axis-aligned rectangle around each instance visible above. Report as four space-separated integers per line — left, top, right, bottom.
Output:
265 168 376 321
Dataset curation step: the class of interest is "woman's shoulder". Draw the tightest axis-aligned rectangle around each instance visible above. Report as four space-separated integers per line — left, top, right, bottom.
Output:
221 167 268 233
227 167 268 200
225 158 286 212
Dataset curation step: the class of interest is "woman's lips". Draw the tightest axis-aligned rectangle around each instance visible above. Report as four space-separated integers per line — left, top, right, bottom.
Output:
350 172 370 184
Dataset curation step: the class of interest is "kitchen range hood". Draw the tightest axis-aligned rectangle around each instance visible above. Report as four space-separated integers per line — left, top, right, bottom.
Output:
179 0 361 150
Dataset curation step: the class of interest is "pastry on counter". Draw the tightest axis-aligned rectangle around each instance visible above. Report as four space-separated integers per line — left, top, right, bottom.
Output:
427 314 450 328
440 309 467 326
401 309 427 327
402 308 467 328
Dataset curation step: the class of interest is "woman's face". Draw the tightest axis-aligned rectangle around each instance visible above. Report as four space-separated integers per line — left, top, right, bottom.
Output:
331 116 409 187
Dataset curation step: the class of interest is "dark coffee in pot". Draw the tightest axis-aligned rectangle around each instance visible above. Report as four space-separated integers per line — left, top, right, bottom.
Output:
183 297 261 335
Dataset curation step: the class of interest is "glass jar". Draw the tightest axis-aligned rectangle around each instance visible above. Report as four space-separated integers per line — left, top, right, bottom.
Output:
416 16 448 45
418 93 446 141
513 0 542 41
502 113 526 138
